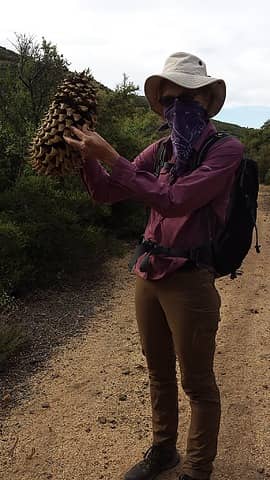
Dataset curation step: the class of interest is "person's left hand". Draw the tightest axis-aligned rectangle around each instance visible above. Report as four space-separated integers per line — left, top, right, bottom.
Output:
63 125 119 167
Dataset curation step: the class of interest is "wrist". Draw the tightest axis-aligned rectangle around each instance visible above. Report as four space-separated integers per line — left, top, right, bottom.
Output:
103 150 120 167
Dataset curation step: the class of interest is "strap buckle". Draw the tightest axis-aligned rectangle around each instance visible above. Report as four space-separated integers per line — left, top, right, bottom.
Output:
142 239 158 252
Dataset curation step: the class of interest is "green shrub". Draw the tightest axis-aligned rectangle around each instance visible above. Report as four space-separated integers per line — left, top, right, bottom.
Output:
0 220 32 291
0 322 27 366
0 173 122 295
264 169 270 185
109 201 146 239
0 289 17 311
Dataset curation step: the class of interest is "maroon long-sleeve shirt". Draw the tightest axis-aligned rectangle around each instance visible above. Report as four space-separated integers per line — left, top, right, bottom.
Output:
81 122 244 280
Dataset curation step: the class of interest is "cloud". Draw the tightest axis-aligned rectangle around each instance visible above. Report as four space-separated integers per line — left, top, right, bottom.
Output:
1 0 270 110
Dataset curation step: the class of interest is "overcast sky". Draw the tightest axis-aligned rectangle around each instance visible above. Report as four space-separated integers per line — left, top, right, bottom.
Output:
1 0 270 128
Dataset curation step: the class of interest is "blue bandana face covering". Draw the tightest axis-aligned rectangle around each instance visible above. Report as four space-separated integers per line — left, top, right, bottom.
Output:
164 98 209 176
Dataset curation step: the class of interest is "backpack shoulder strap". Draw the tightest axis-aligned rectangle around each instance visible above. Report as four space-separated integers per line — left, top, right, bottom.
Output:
195 131 231 169
154 132 231 177
154 136 173 176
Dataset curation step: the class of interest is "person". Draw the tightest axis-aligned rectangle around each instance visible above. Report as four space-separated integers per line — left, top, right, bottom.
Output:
64 52 244 480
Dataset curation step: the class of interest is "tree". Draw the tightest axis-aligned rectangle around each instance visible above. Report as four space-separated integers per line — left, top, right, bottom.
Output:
14 34 69 125
0 34 69 135
0 34 70 184
96 73 162 157
0 34 69 128
261 119 270 130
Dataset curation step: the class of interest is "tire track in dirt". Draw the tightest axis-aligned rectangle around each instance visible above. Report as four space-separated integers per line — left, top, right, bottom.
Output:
0 189 269 480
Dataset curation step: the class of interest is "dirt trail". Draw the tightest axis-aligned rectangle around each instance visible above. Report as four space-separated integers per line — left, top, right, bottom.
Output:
0 189 269 480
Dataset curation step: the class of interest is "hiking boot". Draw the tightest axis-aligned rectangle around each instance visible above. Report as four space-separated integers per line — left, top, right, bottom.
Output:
124 444 180 480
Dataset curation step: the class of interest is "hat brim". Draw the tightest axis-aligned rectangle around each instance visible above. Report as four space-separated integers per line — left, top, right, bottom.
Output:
144 72 226 118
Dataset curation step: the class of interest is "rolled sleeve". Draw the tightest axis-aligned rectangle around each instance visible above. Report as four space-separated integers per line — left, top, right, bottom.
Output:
80 142 157 204
109 138 244 217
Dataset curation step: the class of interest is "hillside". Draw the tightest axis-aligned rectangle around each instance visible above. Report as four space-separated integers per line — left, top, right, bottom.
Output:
0 45 110 94
0 44 255 139
136 95 250 138
212 119 249 138
0 46 18 64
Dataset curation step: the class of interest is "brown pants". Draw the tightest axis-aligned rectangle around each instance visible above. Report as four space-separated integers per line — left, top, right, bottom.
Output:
135 266 221 480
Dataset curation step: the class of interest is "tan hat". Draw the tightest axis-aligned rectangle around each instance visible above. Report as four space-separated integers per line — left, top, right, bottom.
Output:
144 52 226 118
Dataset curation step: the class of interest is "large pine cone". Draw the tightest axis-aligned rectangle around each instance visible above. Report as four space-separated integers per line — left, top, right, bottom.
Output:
29 72 97 176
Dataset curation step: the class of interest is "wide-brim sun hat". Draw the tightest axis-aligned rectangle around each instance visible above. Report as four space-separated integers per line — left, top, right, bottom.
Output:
144 52 226 118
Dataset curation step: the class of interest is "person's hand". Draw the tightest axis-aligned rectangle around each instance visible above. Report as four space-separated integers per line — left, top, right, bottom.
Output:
63 125 119 167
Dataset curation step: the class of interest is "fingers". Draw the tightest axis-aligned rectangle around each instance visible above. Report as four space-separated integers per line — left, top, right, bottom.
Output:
63 125 91 149
70 125 85 139
63 135 81 150
82 123 91 133
71 124 93 137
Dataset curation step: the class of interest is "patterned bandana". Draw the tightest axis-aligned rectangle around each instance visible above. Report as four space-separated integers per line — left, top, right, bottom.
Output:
164 98 209 176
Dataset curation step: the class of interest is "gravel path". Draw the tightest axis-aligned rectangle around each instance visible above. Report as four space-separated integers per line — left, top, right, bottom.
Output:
0 188 269 480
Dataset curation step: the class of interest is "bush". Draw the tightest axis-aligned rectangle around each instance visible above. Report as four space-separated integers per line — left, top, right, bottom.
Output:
109 200 146 239
0 322 27 366
0 123 26 191
264 169 270 185
0 220 32 292
0 174 117 295
0 289 17 312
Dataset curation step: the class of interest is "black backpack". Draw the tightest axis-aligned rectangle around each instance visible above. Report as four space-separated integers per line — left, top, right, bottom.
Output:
130 132 260 279
154 132 261 278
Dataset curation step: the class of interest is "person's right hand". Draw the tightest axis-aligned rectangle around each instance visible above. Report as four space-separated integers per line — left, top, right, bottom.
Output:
64 125 120 167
